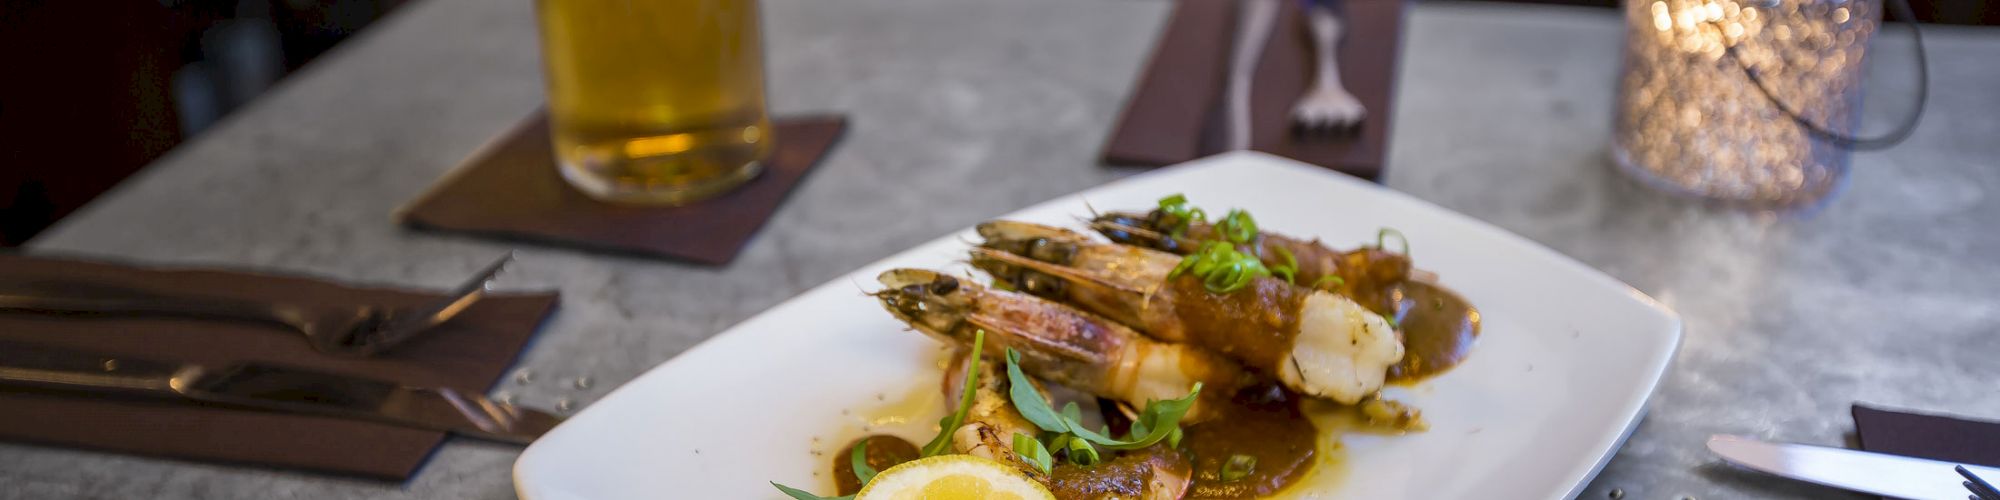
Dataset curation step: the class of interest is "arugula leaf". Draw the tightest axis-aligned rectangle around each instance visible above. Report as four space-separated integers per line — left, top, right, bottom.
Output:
921 330 986 456
849 438 877 485
1013 433 1053 474
1005 349 1070 433
1060 402 1084 425
771 482 851 500
1003 348 1204 453
1064 383 1203 450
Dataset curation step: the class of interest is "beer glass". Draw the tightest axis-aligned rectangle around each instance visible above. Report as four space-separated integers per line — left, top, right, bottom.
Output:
537 0 773 205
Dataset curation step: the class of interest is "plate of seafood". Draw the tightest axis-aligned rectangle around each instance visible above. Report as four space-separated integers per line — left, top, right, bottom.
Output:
514 151 1682 500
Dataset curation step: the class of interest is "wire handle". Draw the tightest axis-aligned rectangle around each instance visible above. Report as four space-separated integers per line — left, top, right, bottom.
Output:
1716 0 1929 151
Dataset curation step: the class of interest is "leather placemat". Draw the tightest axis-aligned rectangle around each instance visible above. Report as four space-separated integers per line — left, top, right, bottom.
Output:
1853 404 2000 468
399 112 847 265
1102 0 1408 180
0 254 559 480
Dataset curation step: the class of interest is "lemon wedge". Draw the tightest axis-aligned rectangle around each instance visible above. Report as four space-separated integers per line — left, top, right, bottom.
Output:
855 455 1054 500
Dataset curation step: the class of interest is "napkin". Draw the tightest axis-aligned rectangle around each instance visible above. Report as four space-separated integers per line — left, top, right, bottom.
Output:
1853 404 2000 467
0 254 559 480
1102 0 1408 179
399 112 848 265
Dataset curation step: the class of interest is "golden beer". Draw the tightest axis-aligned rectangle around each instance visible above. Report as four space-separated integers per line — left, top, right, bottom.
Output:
536 0 772 205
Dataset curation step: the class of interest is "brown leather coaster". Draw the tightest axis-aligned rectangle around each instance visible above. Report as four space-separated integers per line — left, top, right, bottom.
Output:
1102 0 1408 180
0 254 558 480
399 112 847 265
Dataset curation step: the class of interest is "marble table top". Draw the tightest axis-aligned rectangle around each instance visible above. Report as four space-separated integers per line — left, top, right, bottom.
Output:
6 0 1999 497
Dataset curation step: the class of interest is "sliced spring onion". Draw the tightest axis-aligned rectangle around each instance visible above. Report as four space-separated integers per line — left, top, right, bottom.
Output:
1013 433 1053 474
1216 208 1260 244
1169 241 1272 294
1220 454 1258 482
1378 227 1410 256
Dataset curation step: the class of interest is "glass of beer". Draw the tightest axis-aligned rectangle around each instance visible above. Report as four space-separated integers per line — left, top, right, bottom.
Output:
536 0 773 205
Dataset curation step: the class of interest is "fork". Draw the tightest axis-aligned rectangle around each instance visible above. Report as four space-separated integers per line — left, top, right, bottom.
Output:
1226 0 1280 151
0 255 511 357
1966 465 2000 500
1291 0 1366 133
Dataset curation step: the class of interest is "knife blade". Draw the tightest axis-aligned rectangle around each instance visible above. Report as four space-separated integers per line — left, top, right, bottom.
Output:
1708 434 2000 499
0 341 560 444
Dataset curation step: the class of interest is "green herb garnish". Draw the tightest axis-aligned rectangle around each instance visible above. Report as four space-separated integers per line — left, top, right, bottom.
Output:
1377 227 1409 256
1220 454 1258 482
771 331 990 499
1063 434 1101 465
1156 193 1208 237
1168 241 1273 294
1014 433 1054 474
922 329 988 457
1004 348 1202 461
850 439 878 485
771 482 849 500
1308 274 1345 291
1270 245 1298 284
1215 208 1259 244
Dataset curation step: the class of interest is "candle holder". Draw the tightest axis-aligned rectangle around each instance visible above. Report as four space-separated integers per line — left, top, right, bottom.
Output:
1612 0 1887 208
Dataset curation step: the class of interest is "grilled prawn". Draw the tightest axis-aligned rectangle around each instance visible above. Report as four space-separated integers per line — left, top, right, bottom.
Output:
940 348 1194 498
940 347 1047 477
1091 210 1413 316
973 221 1404 405
875 269 1247 422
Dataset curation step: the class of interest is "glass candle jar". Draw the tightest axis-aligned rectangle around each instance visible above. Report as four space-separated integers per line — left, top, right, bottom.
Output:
1612 0 1877 208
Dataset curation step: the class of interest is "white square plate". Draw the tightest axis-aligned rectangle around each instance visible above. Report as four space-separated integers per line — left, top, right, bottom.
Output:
514 151 1682 500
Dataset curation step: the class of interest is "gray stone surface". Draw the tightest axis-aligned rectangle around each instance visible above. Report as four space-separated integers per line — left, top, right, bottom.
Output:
4 0 1996 497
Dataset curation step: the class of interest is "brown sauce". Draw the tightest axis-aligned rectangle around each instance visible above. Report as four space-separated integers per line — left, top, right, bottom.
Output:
1048 445 1192 499
1385 281 1481 383
1181 385 1319 499
831 435 920 495
1166 275 1304 373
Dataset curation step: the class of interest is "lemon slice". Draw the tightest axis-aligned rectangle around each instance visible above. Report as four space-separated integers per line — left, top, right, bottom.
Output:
855 454 1054 500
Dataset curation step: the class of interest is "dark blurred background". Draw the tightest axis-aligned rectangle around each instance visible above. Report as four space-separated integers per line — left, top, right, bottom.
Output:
0 0 1991 247
0 0 411 246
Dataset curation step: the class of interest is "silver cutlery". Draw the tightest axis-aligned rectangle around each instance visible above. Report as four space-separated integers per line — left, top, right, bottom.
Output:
1226 0 1280 151
1291 1 1366 132
0 340 560 444
0 255 510 357
1965 465 2000 500
1709 434 2000 499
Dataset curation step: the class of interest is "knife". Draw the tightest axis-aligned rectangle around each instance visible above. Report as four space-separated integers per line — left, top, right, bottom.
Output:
0 341 561 444
1708 434 2000 499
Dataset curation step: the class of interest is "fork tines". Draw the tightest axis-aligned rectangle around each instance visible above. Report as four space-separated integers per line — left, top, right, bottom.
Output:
1962 465 2000 500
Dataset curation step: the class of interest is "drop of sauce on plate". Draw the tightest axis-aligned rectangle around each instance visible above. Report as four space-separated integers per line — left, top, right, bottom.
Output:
1182 385 1322 499
831 435 920 495
1386 280 1481 383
